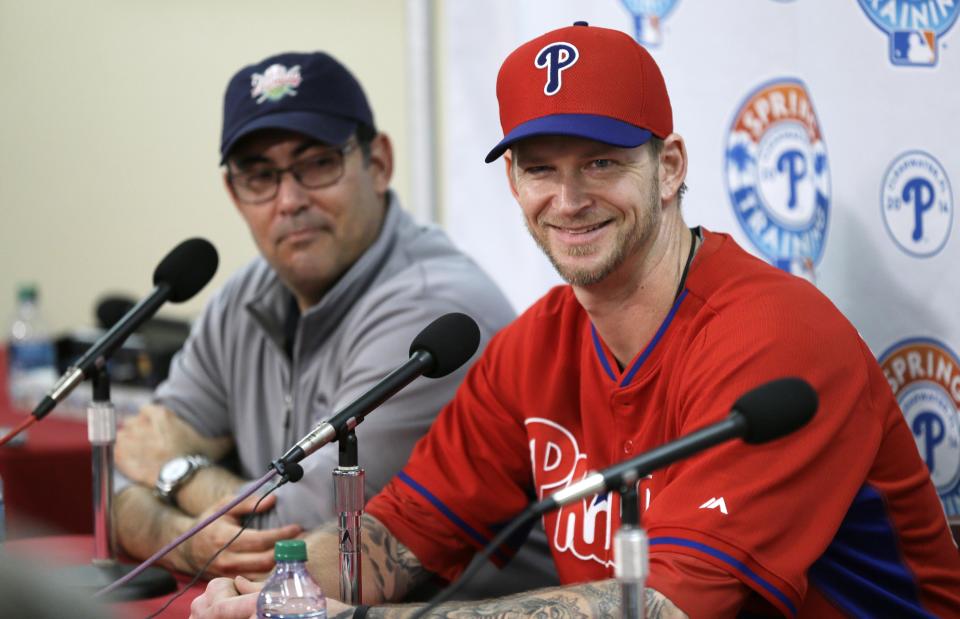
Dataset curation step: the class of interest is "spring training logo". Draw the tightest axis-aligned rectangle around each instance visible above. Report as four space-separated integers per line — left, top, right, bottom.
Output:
859 0 960 67
724 79 830 277
619 0 680 47
880 338 960 515
881 151 953 257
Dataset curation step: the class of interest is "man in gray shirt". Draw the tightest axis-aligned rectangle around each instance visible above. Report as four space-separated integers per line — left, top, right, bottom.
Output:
112 51 531 585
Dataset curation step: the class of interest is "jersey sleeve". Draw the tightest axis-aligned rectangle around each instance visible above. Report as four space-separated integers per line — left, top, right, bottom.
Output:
366 325 536 582
647 552 752 619
643 282 885 616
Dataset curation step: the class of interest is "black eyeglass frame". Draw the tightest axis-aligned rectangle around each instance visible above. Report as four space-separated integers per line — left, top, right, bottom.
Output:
226 140 359 205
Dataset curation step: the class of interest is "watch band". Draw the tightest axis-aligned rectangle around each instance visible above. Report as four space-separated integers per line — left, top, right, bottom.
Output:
154 454 211 505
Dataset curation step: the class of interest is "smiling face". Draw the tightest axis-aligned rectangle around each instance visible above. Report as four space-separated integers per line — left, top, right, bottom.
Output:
506 135 663 287
225 129 392 309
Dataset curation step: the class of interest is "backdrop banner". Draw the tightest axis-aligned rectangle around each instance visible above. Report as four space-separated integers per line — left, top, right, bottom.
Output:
442 0 960 516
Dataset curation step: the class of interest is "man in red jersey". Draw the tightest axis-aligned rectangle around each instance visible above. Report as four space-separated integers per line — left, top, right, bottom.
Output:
192 22 960 619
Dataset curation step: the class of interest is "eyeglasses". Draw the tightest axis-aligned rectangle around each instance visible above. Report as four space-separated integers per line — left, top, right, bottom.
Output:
227 141 358 204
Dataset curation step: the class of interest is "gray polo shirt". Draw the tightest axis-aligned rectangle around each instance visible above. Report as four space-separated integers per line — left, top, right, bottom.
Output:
149 194 515 526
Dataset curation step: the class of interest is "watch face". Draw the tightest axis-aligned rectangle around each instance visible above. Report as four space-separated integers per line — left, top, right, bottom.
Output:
161 458 190 482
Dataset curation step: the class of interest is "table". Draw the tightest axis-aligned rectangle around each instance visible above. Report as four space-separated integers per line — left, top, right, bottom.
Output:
0 402 93 538
4 534 204 617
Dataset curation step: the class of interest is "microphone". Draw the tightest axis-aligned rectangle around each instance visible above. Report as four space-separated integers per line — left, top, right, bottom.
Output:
533 377 818 517
409 377 817 618
32 238 218 420
275 312 480 471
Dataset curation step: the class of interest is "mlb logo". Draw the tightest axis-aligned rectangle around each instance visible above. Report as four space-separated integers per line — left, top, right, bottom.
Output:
859 0 959 68
892 30 937 66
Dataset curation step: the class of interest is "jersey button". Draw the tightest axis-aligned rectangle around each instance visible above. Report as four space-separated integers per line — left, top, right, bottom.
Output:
623 439 634 454
611 396 633 415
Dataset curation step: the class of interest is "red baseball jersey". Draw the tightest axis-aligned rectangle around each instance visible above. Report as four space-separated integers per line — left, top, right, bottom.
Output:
367 230 960 617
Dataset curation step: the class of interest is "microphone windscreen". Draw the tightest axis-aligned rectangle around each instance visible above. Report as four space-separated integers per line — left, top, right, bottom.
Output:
96 295 136 329
153 238 219 303
410 313 481 379
735 377 818 444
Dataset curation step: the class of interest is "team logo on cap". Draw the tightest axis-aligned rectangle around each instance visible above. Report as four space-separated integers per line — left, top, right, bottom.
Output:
881 150 953 257
535 42 579 96
725 78 830 279
619 0 680 47
859 0 959 66
250 63 302 104
880 337 960 515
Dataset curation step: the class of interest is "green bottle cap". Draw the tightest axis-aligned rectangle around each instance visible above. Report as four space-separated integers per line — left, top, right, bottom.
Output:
274 539 308 562
16 284 37 303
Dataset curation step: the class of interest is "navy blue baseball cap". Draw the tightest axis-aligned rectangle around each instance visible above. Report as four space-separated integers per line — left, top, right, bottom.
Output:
220 51 375 162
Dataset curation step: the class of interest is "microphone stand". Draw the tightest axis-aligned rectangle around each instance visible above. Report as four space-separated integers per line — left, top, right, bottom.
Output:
334 429 364 604
614 485 647 619
89 367 117 563
56 368 177 600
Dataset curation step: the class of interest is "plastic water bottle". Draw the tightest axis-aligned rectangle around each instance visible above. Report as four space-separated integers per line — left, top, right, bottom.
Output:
7 284 57 411
258 540 327 619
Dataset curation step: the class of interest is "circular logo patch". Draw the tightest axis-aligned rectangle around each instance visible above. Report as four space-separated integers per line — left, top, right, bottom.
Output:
619 0 681 46
880 337 960 515
881 150 953 257
725 79 830 276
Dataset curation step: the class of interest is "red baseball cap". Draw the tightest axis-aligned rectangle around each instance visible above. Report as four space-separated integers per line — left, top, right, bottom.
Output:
485 21 673 163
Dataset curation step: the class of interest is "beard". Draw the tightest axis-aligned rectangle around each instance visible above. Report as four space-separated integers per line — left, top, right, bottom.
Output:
526 177 661 287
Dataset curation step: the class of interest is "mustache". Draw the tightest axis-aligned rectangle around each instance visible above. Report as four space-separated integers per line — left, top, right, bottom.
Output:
273 210 334 241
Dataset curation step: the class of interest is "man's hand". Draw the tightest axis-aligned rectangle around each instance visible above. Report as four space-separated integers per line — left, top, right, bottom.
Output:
189 575 261 619
191 576 353 619
116 404 232 486
178 492 302 579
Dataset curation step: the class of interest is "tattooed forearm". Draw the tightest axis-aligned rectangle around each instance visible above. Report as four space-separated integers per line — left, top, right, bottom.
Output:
304 514 429 605
365 579 688 619
427 592 590 618
645 587 687 618
361 514 430 602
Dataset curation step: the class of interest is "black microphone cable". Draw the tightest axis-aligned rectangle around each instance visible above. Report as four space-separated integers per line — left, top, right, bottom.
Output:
409 505 539 619
142 472 291 619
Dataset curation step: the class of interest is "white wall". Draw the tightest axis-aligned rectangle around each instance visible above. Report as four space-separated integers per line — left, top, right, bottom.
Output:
0 0 410 332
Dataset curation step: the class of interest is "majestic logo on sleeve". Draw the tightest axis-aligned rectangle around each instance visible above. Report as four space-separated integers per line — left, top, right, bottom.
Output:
534 42 579 96
881 150 953 257
699 497 729 514
725 79 830 279
880 337 960 515
859 0 960 66
250 64 302 103
620 0 681 47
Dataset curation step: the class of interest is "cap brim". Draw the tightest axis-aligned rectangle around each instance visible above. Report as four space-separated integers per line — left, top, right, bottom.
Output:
220 111 358 163
484 114 653 163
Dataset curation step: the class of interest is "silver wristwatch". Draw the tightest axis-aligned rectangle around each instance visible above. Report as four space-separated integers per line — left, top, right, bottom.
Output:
154 454 211 505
